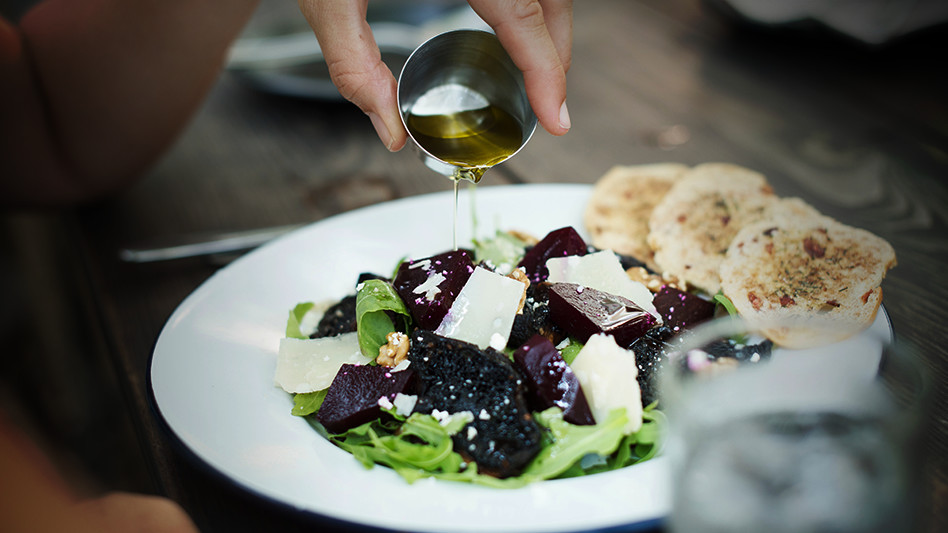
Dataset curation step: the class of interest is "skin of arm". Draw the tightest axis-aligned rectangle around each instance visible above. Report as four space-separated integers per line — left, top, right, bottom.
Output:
0 413 200 533
0 0 260 207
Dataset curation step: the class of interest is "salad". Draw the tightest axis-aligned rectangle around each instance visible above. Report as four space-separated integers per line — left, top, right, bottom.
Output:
274 225 733 488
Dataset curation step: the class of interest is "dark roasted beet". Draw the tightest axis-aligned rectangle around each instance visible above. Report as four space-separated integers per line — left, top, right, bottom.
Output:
652 286 716 334
357 272 388 284
518 227 587 283
629 325 677 406
512 335 595 425
407 330 542 478
312 295 357 338
506 282 566 349
316 364 415 434
547 282 657 347
393 250 475 330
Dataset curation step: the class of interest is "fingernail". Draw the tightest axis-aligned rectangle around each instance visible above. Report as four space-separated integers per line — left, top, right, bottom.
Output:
367 112 395 151
558 101 571 131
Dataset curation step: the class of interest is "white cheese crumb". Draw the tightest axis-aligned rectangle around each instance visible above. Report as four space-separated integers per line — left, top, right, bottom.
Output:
409 259 431 270
413 272 446 301
489 332 507 351
377 396 394 410
393 393 417 416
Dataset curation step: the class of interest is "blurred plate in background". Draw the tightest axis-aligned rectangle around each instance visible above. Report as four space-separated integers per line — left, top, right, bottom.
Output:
227 0 489 99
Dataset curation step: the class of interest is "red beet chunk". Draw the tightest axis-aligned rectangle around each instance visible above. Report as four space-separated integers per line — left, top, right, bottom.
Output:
652 286 715 333
512 335 595 425
316 364 415 434
547 282 657 348
518 227 587 283
393 250 475 330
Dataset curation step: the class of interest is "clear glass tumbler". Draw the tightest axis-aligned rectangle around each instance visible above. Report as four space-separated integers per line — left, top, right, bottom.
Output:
661 316 931 533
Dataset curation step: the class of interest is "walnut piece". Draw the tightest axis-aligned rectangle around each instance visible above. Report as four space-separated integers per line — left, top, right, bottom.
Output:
507 267 531 313
507 229 539 246
626 266 688 293
377 331 410 367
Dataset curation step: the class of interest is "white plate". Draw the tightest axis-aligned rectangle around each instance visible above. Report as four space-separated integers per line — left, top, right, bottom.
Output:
150 184 669 532
149 183 889 532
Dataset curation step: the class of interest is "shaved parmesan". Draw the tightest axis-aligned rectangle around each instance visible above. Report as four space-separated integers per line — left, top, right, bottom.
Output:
546 250 659 321
435 267 524 350
569 333 643 434
274 332 373 393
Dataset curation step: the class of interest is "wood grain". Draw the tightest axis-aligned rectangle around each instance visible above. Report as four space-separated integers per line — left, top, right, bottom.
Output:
5 1 943 531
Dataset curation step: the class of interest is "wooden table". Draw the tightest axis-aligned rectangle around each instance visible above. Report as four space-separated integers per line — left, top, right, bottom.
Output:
3 1 946 531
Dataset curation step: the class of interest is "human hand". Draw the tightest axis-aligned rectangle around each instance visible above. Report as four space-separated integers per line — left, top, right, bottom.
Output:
76 492 199 533
297 0 572 151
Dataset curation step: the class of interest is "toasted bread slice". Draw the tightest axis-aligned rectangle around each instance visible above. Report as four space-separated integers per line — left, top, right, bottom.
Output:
647 163 776 294
584 163 689 270
720 215 896 348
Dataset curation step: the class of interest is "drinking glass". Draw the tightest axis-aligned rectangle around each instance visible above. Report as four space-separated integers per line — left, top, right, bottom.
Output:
661 316 931 533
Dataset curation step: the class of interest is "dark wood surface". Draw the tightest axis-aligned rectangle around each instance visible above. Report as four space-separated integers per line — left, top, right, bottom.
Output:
2 1 946 531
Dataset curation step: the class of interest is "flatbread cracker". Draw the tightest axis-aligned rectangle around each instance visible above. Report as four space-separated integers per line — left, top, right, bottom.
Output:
584 163 689 270
647 163 776 294
720 215 896 348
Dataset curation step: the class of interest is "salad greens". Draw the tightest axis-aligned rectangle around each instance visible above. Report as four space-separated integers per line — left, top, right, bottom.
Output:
283 230 667 487
285 302 316 339
318 403 664 488
355 279 411 357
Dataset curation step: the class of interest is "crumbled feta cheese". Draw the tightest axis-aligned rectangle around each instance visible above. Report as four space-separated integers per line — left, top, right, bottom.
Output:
489 332 506 351
393 393 417 416
409 259 431 270
413 272 446 301
377 396 394 410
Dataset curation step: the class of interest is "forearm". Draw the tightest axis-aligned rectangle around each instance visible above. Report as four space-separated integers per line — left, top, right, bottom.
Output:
0 0 259 206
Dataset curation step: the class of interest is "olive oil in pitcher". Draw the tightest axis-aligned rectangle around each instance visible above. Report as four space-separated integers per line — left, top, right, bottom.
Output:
405 101 525 184
397 30 538 250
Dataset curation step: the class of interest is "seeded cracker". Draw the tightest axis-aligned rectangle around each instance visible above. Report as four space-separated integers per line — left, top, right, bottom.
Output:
584 163 689 271
647 163 777 294
720 215 896 348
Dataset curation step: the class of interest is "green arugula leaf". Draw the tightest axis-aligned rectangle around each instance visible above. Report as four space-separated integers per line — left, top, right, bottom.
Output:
472 230 529 271
712 291 739 317
522 407 629 480
559 338 584 365
292 389 327 416
355 279 411 358
285 302 316 339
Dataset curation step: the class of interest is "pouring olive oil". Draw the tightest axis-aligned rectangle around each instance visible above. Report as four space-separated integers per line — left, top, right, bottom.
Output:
405 84 527 249
405 102 524 184
397 30 537 251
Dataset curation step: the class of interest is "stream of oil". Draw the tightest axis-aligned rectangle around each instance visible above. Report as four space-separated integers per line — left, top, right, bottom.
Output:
405 103 524 249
